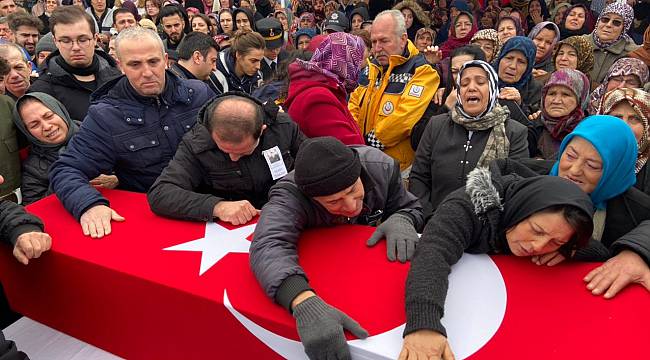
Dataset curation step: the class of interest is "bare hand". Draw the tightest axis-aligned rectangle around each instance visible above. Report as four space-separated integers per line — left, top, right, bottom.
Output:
532 68 548 79
423 46 443 64
213 200 259 225
433 88 445 105
584 250 650 299
528 110 541 121
79 205 125 239
13 232 52 265
444 89 458 109
398 330 455 360
532 250 567 266
90 174 119 189
531 10 543 24
499 87 522 105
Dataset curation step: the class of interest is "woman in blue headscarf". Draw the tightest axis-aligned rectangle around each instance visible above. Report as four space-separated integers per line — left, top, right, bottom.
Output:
493 36 541 116
495 115 650 300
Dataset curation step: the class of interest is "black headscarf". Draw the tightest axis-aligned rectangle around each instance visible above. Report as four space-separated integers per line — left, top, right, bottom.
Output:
471 166 594 256
232 7 257 32
559 4 594 39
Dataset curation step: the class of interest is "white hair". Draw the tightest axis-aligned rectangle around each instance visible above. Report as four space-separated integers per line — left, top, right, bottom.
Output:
374 9 407 38
114 26 165 60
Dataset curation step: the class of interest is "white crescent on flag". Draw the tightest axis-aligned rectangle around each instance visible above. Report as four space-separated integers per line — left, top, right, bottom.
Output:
225 254 507 360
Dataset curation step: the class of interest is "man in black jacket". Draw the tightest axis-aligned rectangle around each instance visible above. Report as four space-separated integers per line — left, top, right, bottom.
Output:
28 6 121 122
0 173 52 359
249 136 424 360
148 92 305 225
170 32 224 96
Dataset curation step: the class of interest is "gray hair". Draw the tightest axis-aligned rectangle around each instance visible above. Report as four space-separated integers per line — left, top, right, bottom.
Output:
374 10 407 38
114 26 165 60
0 42 28 62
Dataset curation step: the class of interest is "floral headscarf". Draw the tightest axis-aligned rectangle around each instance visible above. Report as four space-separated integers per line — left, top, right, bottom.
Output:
552 35 595 75
294 32 365 93
592 1 634 49
471 29 502 61
589 58 649 113
527 21 560 64
495 36 537 90
599 88 650 173
541 69 591 141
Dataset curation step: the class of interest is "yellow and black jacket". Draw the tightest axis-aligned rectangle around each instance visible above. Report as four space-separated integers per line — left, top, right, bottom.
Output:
349 40 440 170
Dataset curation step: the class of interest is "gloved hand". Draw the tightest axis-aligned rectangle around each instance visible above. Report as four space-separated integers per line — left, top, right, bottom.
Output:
293 295 369 360
367 213 418 263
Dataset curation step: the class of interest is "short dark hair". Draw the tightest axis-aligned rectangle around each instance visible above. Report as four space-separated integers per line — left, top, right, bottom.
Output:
50 6 96 36
450 44 486 62
7 13 43 33
205 95 264 142
159 4 185 22
0 57 10 76
177 32 218 60
112 8 136 24
192 13 214 35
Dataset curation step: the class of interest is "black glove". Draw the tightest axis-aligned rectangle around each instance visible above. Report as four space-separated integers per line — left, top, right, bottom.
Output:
293 296 368 360
367 213 418 262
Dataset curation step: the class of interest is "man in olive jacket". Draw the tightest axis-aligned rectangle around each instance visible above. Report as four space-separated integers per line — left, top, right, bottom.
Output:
148 92 305 225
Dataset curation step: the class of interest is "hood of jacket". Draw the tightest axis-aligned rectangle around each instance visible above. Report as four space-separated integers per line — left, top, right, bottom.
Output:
349 6 369 22
392 0 431 27
284 63 344 110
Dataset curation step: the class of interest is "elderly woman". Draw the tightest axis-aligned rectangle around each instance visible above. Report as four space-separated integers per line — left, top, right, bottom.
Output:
471 28 501 63
528 21 561 77
588 58 649 113
600 88 650 194
401 168 593 359
414 27 435 54
587 1 639 83
284 33 365 145
495 116 650 301
532 69 591 159
409 60 528 219
494 36 541 115
439 11 478 59
496 16 524 51
559 4 594 39
12 93 117 205
552 35 595 81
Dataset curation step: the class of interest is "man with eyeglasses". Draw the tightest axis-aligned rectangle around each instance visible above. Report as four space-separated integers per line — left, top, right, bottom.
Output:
49 27 212 239
28 6 121 122
0 17 13 42
148 92 304 225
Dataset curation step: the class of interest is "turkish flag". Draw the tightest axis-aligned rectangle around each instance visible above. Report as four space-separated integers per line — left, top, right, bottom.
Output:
0 189 648 359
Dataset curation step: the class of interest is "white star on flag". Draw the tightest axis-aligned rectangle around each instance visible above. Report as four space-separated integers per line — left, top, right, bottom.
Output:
164 222 257 276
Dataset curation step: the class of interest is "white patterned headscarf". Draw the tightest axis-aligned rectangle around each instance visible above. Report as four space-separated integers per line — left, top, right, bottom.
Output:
455 60 500 121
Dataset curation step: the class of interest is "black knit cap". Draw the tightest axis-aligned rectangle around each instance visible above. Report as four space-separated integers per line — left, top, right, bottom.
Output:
294 137 361 197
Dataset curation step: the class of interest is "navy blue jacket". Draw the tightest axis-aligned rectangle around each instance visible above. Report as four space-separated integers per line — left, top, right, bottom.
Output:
49 71 212 220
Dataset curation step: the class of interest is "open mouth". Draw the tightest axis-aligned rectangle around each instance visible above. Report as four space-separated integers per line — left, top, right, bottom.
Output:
465 95 481 104
565 175 583 185
46 129 58 139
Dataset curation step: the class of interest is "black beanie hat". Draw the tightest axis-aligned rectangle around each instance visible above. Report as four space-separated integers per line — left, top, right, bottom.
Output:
295 137 362 197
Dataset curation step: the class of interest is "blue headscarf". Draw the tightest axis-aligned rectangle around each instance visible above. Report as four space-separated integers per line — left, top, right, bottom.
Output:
493 36 536 91
550 115 638 209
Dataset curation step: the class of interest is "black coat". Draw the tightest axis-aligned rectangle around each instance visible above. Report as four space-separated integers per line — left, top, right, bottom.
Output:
28 50 121 122
147 97 305 222
494 158 650 264
0 199 43 246
409 112 529 220
260 49 289 82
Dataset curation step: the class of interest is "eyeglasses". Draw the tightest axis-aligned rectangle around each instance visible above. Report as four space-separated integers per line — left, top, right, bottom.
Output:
609 75 641 88
56 37 93 48
599 16 623 27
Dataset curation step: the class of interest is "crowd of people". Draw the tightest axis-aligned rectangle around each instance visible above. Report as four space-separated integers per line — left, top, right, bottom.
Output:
0 0 649 359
